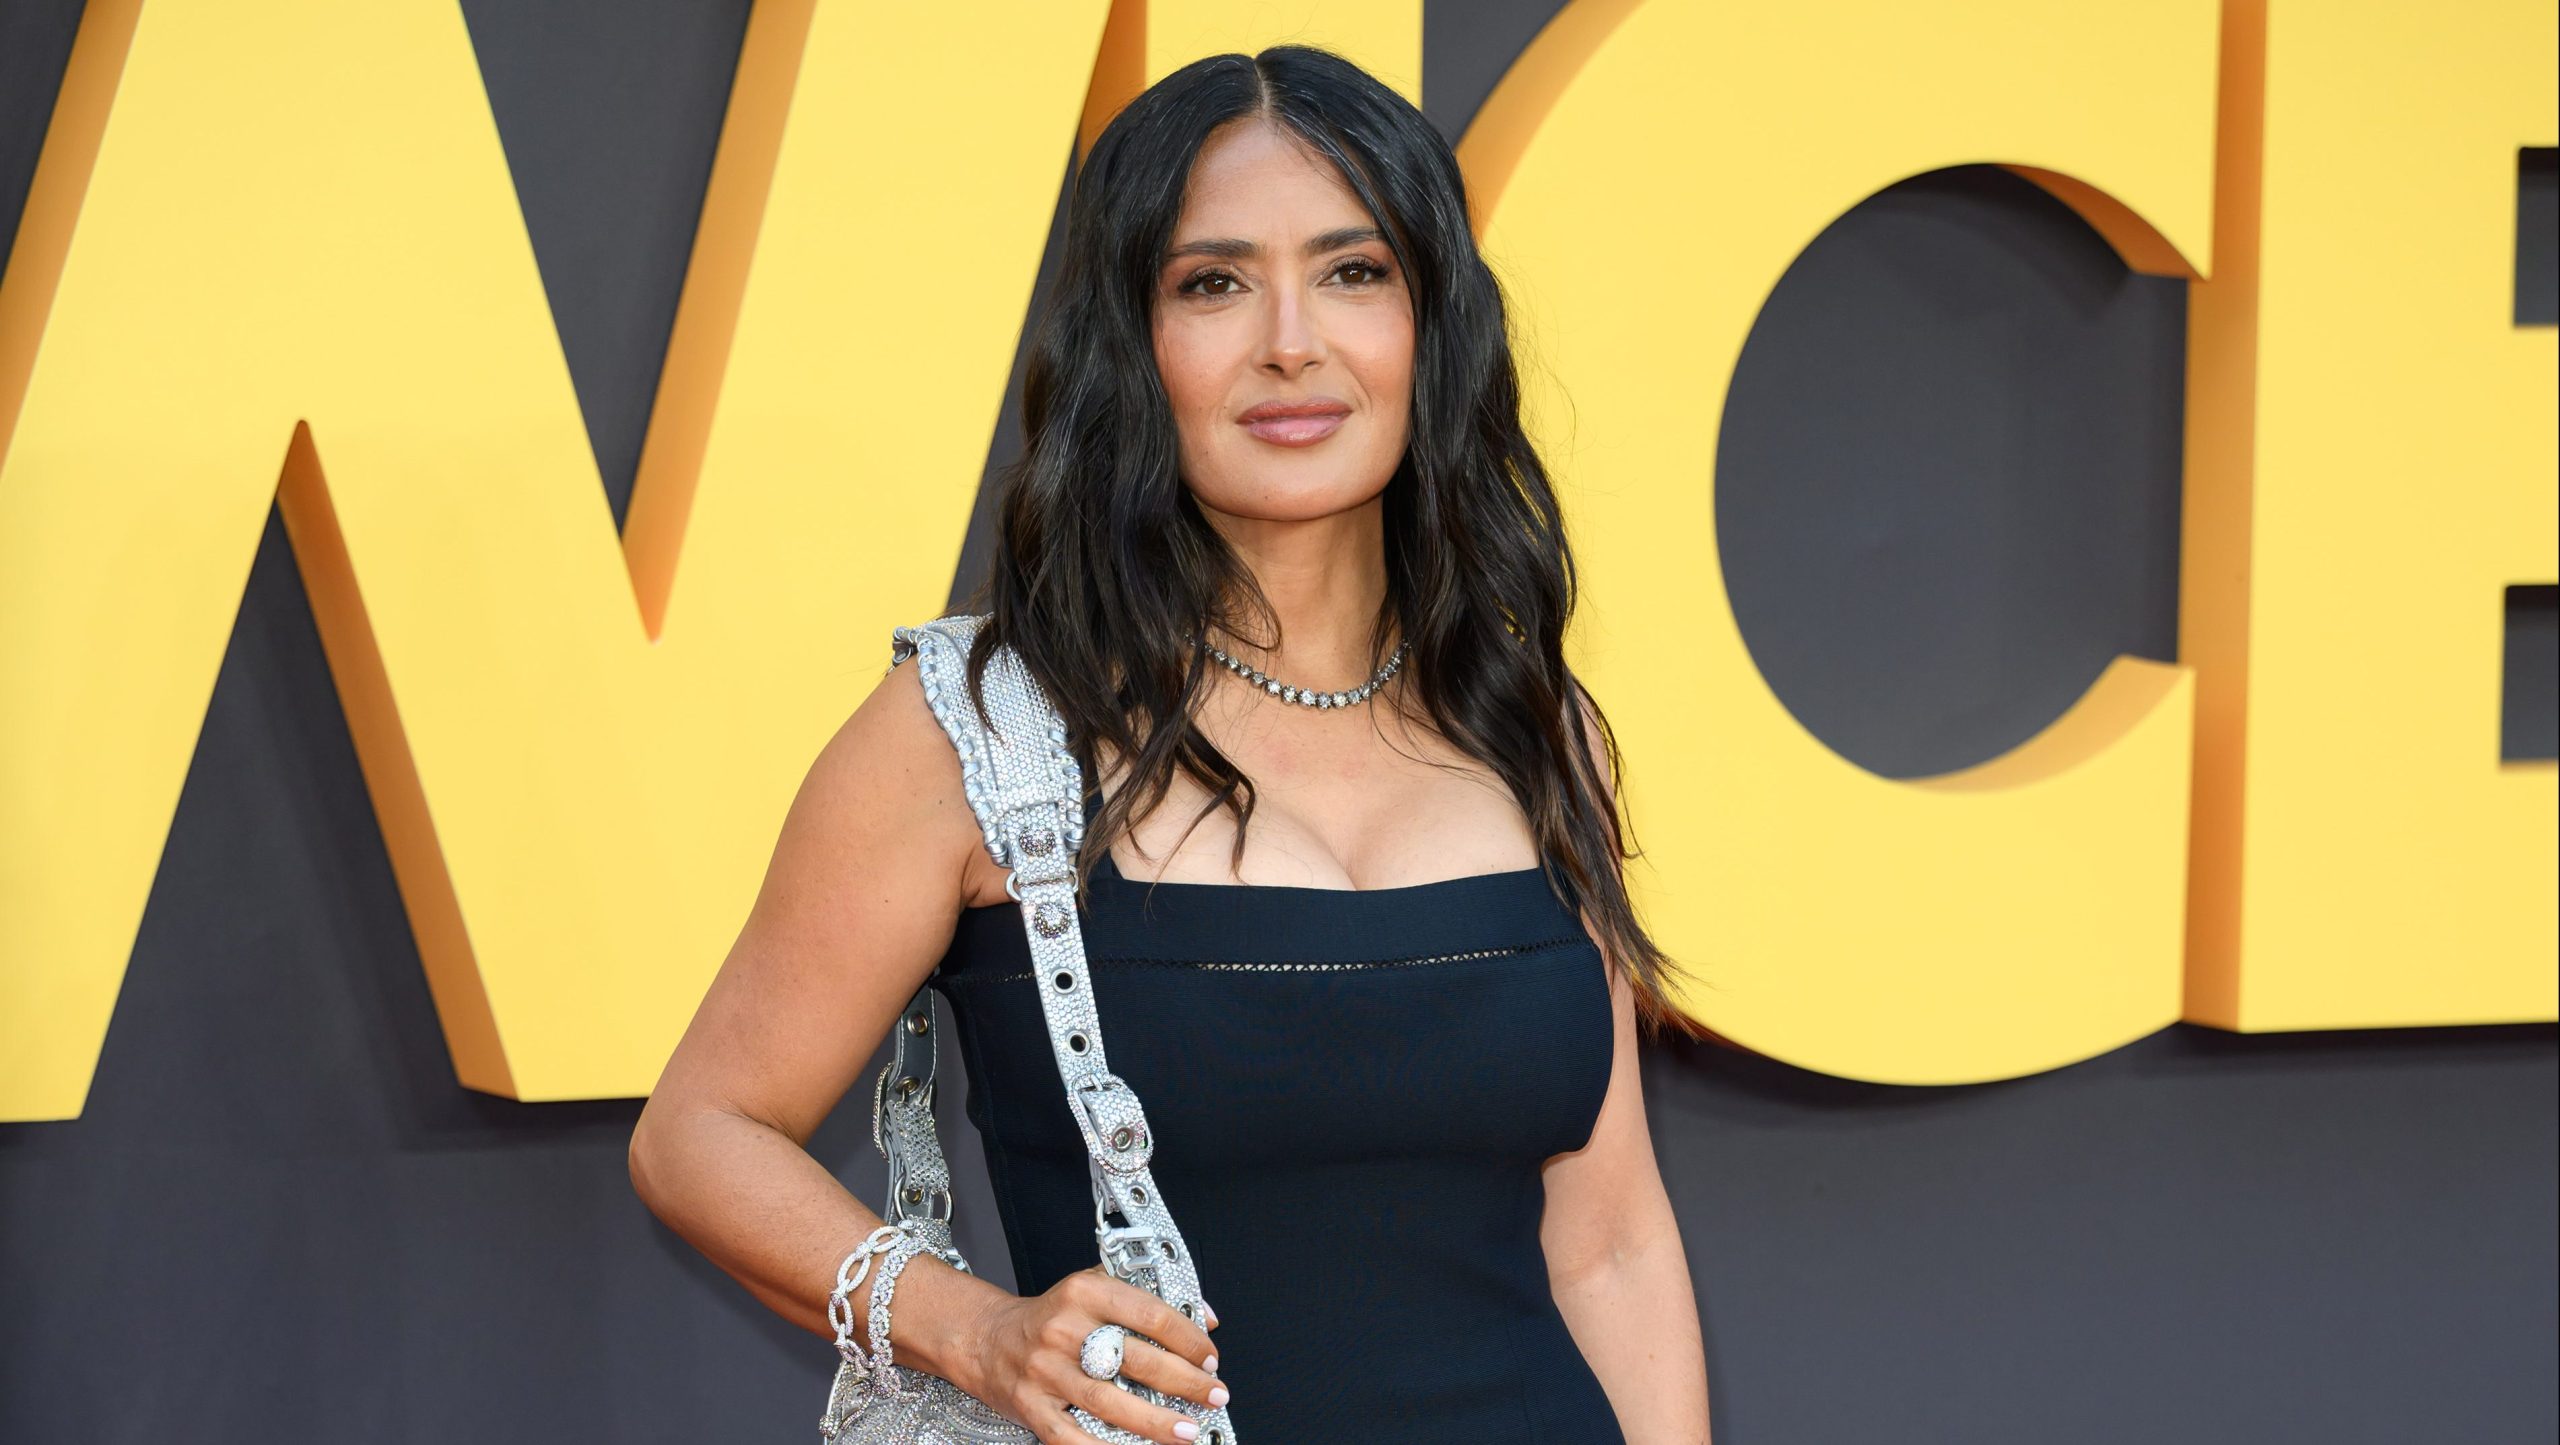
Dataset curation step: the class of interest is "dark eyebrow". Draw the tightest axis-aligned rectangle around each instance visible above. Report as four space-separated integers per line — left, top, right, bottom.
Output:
1165 236 1258 262
1304 225 1386 256
1162 226 1390 265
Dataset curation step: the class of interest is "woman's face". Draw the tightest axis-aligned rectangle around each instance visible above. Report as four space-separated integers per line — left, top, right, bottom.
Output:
1151 119 1415 525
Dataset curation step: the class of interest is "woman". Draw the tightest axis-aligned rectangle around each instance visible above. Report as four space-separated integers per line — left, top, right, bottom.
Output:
631 45 1712 1445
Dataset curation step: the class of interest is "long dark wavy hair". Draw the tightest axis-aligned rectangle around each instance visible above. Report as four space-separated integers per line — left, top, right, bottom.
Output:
957 45 1710 1041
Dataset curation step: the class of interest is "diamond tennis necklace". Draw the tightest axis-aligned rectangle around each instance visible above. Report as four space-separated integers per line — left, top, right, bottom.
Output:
1193 633 1411 710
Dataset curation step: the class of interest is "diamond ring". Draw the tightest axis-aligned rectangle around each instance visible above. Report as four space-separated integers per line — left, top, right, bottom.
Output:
1078 1323 1127 1381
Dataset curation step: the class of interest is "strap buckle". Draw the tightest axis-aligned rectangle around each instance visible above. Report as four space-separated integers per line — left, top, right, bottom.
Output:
990 794 1076 886
1067 1071 1156 1175
1096 1220 1169 1279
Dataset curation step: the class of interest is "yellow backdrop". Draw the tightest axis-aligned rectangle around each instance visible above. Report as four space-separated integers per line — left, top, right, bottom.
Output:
2 0 2550 1120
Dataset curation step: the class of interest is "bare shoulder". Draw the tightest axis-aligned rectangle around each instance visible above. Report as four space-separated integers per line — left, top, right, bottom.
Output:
781 656 996 914
635 659 995 1146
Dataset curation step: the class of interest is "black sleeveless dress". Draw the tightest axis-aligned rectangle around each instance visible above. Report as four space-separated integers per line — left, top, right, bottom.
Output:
927 789 1627 1442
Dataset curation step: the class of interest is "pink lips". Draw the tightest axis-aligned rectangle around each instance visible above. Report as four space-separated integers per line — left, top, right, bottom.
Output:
1237 397 1351 446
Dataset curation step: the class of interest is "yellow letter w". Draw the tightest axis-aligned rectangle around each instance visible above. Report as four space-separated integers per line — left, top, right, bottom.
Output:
0 0 1115 1120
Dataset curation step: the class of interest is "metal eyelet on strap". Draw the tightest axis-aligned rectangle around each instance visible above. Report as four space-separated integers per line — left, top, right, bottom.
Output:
1003 860 1075 900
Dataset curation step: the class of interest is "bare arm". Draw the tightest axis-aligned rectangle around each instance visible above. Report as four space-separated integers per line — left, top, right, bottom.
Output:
1542 954 1712 1442
1540 687 1713 1443
627 658 1010 1384
627 662 1222 1443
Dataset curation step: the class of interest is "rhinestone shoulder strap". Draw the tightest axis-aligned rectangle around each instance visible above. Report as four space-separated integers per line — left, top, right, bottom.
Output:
887 613 1238 1445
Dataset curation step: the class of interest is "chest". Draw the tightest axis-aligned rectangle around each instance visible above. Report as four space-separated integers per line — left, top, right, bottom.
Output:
1097 699 1539 891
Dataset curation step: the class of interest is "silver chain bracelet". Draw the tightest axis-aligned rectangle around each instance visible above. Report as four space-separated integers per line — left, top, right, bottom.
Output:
829 1224 911 1373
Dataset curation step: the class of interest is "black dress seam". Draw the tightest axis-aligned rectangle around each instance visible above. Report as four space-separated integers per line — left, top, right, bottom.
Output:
934 934 1594 988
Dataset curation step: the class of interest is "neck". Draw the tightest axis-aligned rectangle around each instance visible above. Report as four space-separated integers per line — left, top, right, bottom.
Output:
1195 491 1396 685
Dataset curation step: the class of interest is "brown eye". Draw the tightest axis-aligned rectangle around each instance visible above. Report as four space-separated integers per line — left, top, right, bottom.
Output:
1180 269 1241 297
1331 258 1388 286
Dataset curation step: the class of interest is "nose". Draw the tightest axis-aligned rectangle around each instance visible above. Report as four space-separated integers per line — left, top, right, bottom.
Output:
1254 280 1325 379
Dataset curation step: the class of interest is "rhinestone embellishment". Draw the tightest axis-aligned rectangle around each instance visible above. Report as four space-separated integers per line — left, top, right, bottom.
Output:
1193 632 1411 710
1079 1323 1127 1382
1032 901 1072 938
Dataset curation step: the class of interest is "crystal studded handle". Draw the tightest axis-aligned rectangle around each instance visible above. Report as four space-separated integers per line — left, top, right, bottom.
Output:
872 989 970 1271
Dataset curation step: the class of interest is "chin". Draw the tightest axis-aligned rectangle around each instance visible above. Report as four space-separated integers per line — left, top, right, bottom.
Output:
1200 451 1400 515
1202 474 1393 521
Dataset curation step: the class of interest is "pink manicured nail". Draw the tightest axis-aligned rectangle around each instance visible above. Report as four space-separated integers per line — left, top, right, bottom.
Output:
1209 1385 1231 1408
1203 1355 1218 1375
1173 1423 1199 1442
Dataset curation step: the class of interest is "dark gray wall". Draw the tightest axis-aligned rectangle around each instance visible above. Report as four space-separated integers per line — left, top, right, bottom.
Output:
2 3 2553 1441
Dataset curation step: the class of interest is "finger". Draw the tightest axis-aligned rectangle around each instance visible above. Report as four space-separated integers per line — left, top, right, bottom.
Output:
1031 1312 1195 1445
1117 1334 1231 1413
1037 1399 1118 1445
1064 1373 1205 1445
1079 1275 1217 1370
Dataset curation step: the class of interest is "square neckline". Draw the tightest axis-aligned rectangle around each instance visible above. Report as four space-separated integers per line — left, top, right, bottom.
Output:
958 838 1553 915
1092 843 1548 898
944 793 1588 962
960 775 1556 912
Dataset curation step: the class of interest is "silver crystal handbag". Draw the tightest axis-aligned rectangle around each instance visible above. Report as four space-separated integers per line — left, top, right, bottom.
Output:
819 614 1239 1445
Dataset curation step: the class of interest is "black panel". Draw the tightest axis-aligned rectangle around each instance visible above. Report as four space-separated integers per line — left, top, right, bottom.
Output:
1719 164 2186 779
2506 584 2558 761
2510 151 2557 763
1649 1020 2559 1444
2517 147 2555 328
0 0 83 270
948 152 1072 615
456 0 754 528
1421 0 1564 146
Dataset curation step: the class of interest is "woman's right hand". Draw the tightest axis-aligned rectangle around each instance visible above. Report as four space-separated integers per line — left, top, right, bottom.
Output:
968 1265 1229 1444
